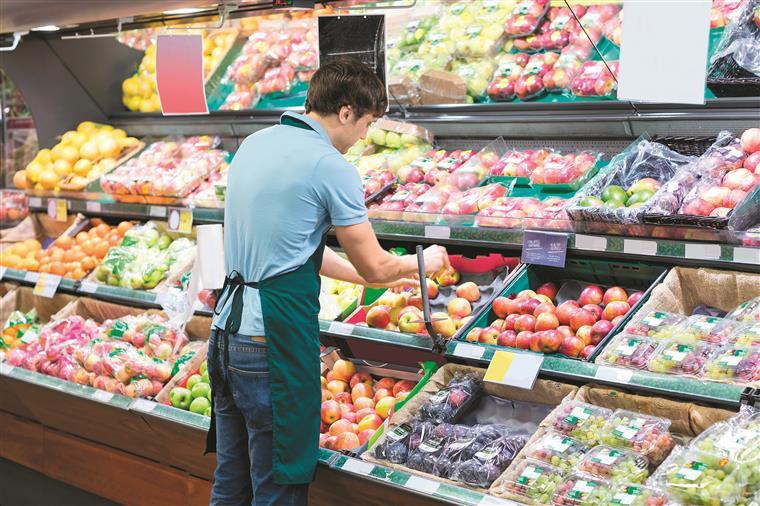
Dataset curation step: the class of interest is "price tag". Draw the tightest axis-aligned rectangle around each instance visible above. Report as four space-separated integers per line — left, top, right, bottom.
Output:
341 458 373 476
47 199 67 222
92 390 114 403
424 225 451 239
734 247 760 265
405 475 439 495
684 243 721 261
149 206 167 218
623 239 657 256
0 363 14 375
28 197 42 208
453 342 485 360
328 321 353 335
0 266 6 280
484 350 543 389
79 281 98 293
522 230 568 268
86 201 102 213
574 234 607 252
478 494 515 505
168 208 193 234
595 365 634 384
33 273 61 298
24 271 39 283
133 398 157 413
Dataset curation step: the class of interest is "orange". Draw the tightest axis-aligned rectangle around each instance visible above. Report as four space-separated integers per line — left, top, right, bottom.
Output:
94 241 110 258
108 233 121 246
13 170 28 189
23 258 40 271
50 262 65 276
34 250 46 262
56 235 74 250
25 239 42 252
117 221 133 235
81 256 97 271
70 268 86 280
76 231 90 244
62 249 77 263
38 170 58 190
90 218 104 226
49 248 65 262
82 239 97 256
39 263 52 273
95 224 111 238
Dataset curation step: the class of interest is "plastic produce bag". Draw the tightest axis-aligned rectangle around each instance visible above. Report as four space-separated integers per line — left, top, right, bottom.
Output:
505 0 551 38
448 432 529 488
710 0 760 75
502 458 564 503
648 339 720 379
731 322 760 347
514 52 559 100
418 372 482 424
549 400 611 445
599 409 675 466
595 333 659 370
487 53 529 101
566 136 696 225
570 60 619 98
576 445 649 482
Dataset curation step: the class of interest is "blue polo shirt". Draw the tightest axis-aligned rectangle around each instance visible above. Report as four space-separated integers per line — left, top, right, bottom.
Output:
213 112 368 335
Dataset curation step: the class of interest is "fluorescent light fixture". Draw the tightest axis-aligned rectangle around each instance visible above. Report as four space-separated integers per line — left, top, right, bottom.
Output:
31 25 60 32
163 7 208 15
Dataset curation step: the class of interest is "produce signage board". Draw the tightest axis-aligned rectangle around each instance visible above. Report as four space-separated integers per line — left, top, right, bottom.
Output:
521 230 569 268
156 34 209 115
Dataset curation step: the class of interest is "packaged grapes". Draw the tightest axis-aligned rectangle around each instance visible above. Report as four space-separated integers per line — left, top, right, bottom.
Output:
551 473 609 506
430 424 491 478
599 410 674 465
704 345 760 383
596 333 658 370
730 322 760 347
523 431 590 475
503 458 564 504
673 315 728 343
584 482 670 506
576 445 649 483
647 339 719 377
623 311 686 340
727 296 760 323
417 371 482 424
372 420 425 464
448 431 529 488
549 401 612 445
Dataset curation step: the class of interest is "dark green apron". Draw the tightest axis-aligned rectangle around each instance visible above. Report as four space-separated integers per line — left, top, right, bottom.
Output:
207 115 326 485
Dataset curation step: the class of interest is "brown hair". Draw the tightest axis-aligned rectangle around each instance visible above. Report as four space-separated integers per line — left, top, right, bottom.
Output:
304 56 387 118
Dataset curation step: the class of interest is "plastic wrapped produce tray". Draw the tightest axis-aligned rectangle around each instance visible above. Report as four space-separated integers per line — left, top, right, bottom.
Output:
707 54 760 97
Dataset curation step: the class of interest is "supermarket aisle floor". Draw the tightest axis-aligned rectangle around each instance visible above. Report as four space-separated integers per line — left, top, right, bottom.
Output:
0 458 118 506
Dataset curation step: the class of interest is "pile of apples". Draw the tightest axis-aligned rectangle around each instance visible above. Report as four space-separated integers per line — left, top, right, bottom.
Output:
476 196 570 231
320 359 416 451
464 282 643 359
363 266 478 338
681 128 760 218
362 170 395 199
396 149 475 186
319 277 362 321
0 190 28 227
405 183 507 218
14 122 140 192
168 360 211 416
570 60 620 98
487 148 599 186
581 178 662 209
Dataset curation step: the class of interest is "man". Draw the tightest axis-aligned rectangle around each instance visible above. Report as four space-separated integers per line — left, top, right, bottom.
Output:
209 57 449 505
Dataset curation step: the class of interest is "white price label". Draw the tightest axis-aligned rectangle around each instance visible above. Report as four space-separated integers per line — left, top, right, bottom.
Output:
133 398 157 412
33 273 61 298
342 458 373 476
328 321 353 335
623 239 657 256
28 197 42 207
92 390 114 403
24 271 39 282
79 281 98 293
0 363 14 375
405 476 440 495
424 225 451 239
734 247 760 265
574 234 607 251
478 496 514 506
86 201 102 213
684 243 721 261
453 342 485 360
595 365 633 384
484 350 543 390
149 206 167 217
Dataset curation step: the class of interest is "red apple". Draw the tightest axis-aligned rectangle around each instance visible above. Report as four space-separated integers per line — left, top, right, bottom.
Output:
602 286 628 306
408 294 423 310
355 407 375 422
458 316 473 329
626 291 645 307
354 397 375 411
504 313 520 331
518 289 537 299
612 315 625 326
349 372 373 389
744 151 760 173
493 297 511 318
535 312 560 331
536 282 558 300
515 314 537 332
465 327 482 342
456 282 481 302
335 392 352 404
603 301 631 321
319 433 330 447
533 302 556 317
366 305 392 329
576 325 593 346
741 127 760 154
582 304 603 321
351 382 372 402
557 325 574 338
327 380 348 396
373 388 392 404
570 309 596 331
580 345 596 360
520 298 542 315
578 285 603 306
342 411 357 423
515 331 533 350
559 335 585 358
399 311 425 334
497 330 517 347
479 327 500 345
358 429 376 445
392 380 416 396
322 389 333 402
335 432 361 450
324 435 339 450
556 301 581 326
505 297 523 316
332 360 356 382
590 320 614 345
538 329 562 353
427 279 439 299
490 319 505 330
530 332 542 353
357 413 383 432
321 400 341 424
448 298 473 318
376 378 395 391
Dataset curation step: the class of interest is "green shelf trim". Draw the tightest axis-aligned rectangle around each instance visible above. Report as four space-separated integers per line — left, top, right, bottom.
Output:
319 320 434 350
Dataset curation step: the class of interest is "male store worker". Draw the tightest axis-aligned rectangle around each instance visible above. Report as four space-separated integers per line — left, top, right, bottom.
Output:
209 57 450 505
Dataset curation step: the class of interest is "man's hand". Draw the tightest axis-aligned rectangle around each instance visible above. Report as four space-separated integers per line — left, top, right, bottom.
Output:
423 245 450 279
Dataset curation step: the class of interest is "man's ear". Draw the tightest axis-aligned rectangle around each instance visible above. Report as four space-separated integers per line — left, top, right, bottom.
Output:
338 105 353 124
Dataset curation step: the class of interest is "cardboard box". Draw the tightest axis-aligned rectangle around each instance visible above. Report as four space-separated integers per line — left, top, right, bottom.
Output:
0 213 76 250
388 75 421 106
419 70 467 105
0 286 76 326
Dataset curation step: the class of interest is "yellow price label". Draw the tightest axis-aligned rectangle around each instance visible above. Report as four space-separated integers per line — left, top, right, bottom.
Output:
484 350 543 389
47 199 67 222
33 273 61 298
168 208 193 234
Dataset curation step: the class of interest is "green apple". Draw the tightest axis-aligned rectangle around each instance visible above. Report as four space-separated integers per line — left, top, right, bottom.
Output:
601 185 627 203
169 387 192 410
203 407 211 417
200 361 208 375
107 274 120 286
143 228 159 247
189 396 211 415
206 388 212 401
191 382 211 399
186 374 203 391
369 128 386 146
605 200 624 208
201 371 210 384
580 196 604 207
385 132 402 148
627 189 655 206
157 234 172 250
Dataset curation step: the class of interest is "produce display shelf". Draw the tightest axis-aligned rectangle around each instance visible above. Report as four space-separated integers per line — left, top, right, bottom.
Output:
329 454 518 506
131 398 210 431
446 341 748 409
319 320 434 351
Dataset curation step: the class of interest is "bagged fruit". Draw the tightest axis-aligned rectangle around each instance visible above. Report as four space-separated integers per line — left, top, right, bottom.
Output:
476 196 544 228
447 430 529 488
624 310 686 339
450 59 496 101
1 308 40 351
429 423 498 478
515 52 559 100
582 482 669 506
543 52 584 92
454 24 504 58
551 473 609 506
372 418 434 465
599 410 674 465
504 0 551 37
418 371 482 424
501 458 564 503
256 64 295 96
570 60 619 98
730 322 760 347
704 345 760 383
540 6 585 51
648 339 719 378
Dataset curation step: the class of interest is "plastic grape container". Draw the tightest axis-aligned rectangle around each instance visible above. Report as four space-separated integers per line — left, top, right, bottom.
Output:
585 482 670 506
523 431 590 474
504 458 564 504
692 421 760 468
599 410 674 465
596 333 658 369
577 445 649 483
655 450 750 506
673 315 728 343
647 340 719 377
551 473 609 506
704 346 760 383
624 311 686 340
550 401 612 445
726 296 760 323
730 323 760 347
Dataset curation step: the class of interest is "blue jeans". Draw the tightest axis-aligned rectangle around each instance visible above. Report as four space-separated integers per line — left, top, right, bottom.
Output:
208 331 309 506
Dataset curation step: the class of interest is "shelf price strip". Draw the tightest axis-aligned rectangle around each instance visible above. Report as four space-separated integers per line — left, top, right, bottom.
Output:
167 207 193 234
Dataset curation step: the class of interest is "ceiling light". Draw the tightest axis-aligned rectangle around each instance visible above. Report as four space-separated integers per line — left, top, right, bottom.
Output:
31 25 60 32
163 7 208 15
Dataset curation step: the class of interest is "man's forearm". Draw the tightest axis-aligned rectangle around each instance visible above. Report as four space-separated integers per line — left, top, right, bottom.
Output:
320 248 417 287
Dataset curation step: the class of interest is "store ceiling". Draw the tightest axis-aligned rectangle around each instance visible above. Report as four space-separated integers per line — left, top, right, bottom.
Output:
0 0 221 34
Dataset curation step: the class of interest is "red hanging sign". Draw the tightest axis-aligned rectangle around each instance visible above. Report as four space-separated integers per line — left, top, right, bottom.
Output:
156 34 209 115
